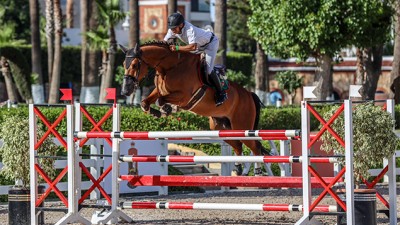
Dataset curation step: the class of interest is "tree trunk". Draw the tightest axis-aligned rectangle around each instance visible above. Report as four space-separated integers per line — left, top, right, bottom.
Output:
48 0 63 103
99 25 117 104
29 0 44 103
214 0 227 66
81 0 88 86
66 0 74 28
168 0 178 15
363 46 383 100
313 54 333 100
81 0 101 103
129 0 140 48
0 57 18 103
390 3 400 103
45 0 54 85
254 43 269 104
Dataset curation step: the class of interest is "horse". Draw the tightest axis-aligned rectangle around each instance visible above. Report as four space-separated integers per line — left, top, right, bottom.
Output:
119 41 268 176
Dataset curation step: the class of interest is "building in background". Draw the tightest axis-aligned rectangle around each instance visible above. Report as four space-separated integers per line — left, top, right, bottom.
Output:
45 0 212 46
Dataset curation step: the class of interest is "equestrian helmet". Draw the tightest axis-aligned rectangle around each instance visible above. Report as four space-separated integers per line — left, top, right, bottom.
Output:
168 13 184 29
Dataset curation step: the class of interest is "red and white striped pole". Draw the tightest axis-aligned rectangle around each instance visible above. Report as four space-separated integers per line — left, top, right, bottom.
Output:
75 130 300 140
120 155 339 164
120 201 337 213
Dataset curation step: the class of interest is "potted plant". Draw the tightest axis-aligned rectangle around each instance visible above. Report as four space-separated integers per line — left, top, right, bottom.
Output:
0 115 58 225
319 103 397 225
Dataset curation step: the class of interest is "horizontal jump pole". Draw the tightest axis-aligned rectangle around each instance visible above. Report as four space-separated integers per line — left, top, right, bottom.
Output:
120 175 341 188
75 130 300 140
120 155 339 163
120 201 337 212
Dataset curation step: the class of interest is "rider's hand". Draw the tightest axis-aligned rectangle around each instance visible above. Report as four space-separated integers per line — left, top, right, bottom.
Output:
169 45 176 52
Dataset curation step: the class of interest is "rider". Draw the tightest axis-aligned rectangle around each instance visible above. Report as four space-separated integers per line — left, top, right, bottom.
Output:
163 12 227 106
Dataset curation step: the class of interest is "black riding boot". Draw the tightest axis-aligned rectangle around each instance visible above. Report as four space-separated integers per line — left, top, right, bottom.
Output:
209 71 227 106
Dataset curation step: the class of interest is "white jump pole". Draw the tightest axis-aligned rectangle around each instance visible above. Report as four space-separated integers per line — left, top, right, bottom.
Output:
56 105 91 225
91 104 132 224
29 104 39 225
385 99 397 225
294 86 318 225
344 99 355 225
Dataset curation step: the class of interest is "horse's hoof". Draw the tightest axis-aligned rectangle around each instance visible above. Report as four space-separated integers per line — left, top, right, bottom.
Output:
149 108 161 118
260 147 270 156
233 164 243 176
241 173 249 176
160 104 173 116
254 168 264 176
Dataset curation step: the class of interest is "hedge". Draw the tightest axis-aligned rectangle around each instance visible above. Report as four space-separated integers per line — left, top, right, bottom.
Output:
2 104 400 134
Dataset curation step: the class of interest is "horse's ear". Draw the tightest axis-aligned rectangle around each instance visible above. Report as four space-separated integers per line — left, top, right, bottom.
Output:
133 43 140 53
119 44 128 54
133 43 142 57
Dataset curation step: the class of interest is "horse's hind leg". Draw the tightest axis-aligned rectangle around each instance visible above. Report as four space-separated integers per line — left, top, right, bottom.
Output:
209 117 249 176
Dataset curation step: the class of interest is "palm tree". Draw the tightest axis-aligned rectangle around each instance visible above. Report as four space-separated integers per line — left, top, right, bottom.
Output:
48 0 63 103
129 0 139 48
80 0 101 103
214 0 227 66
66 0 74 28
168 0 178 15
0 57 18 103
45 0 54 85
29 0 44 103
95 0 126 103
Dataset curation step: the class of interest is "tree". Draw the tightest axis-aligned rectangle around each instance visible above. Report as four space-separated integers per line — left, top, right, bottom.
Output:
254 43 269 103
353 2 393 100
390 1 400 104
214 0 227 66
45 0 54 85
248 0 393 100
95 0 126 103
129 0 140 48
0 57 18 103
275 71 303 105
1 0 30 42
168 0 178 15
227 0 256 53
66 0 74 28
29 0 45 103
48 0 63 103
80 0 101 103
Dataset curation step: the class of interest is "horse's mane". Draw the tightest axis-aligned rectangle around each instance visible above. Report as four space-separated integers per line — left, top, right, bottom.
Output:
140 40 169 49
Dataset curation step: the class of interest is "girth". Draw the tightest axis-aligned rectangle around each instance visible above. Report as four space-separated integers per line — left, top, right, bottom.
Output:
180 85 208 111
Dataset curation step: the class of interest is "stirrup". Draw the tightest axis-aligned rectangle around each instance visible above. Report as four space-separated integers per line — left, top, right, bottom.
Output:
215 92 227 106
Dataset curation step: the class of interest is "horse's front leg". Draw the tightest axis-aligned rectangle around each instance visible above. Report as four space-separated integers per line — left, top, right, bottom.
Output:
156 98 176 117
141 88 162 118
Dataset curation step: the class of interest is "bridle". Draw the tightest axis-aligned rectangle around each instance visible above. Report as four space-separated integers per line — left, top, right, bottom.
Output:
124 47 170 87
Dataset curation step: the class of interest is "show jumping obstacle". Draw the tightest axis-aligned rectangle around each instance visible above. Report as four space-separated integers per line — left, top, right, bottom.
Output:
119 155 339 163
120 201 338 212
28 86 398 225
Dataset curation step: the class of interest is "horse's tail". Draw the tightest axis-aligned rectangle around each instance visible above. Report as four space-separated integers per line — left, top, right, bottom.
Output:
251 92 262 130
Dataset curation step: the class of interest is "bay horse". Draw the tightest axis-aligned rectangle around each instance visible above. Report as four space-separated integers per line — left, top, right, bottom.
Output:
119 41 268 176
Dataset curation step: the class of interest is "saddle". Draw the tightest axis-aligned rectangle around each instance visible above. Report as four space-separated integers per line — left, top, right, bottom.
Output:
180 57 229 110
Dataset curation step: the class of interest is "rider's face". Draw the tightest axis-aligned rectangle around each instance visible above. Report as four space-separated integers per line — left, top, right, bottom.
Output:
171 23 183 34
